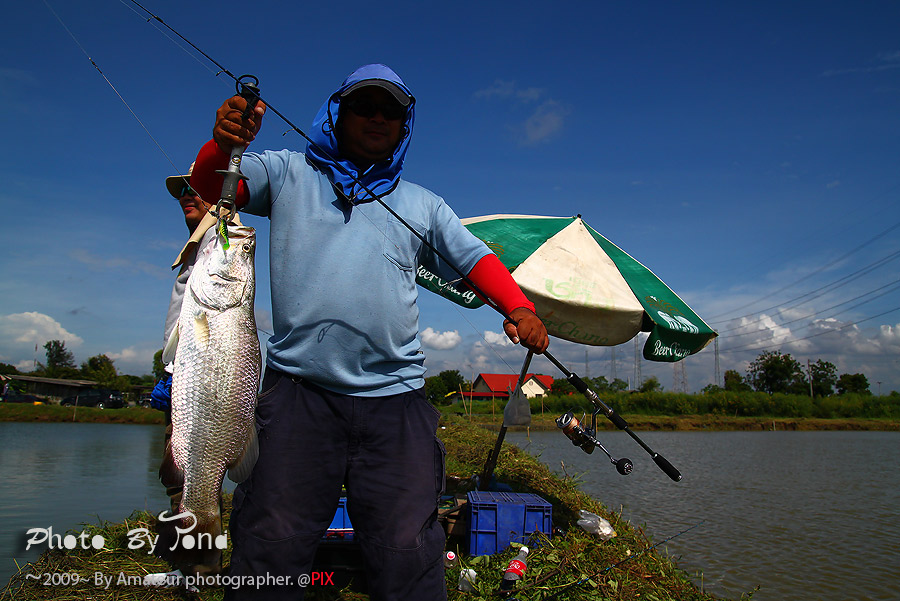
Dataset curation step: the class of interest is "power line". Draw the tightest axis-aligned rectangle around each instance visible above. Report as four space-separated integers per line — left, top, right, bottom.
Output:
708 218 900 322
719 277 900 338
720 305 900 354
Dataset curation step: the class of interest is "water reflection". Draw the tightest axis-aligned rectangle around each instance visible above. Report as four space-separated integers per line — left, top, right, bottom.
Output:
0 422 173 584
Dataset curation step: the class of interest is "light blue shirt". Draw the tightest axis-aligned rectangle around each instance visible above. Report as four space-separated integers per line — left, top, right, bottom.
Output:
241 150 490 396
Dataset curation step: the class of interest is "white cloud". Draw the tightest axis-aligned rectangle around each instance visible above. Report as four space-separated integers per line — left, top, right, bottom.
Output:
483 330 514 347
474 80 544 102
475 79 568 145
520 100 569 145
822 51 900 76
421 327 462 350
0 312 83 347
14 359 35 372
107 346 157 376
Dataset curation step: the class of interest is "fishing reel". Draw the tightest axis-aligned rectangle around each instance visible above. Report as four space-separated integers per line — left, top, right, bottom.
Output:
556 409 633 475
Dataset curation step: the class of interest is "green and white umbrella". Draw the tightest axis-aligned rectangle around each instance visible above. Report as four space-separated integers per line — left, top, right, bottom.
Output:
417 214 716 362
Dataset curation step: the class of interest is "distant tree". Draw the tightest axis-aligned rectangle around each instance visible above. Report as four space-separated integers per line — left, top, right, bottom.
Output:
638 376 663 393
81 354 118 388
609 378 628 392
748 351 807 394
836 373 870 395
438 370 466 393
723 369 752 392
152 349 166 380
588 376 610 392
425 370 467 405
0 362 19 375
701 383 723 394
424 375 449 405
552 377 576 395
808 359 838 397
43 340 79 379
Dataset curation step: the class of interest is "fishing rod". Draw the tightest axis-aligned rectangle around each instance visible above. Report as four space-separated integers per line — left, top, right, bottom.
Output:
540 520 704 600
125 1 682 482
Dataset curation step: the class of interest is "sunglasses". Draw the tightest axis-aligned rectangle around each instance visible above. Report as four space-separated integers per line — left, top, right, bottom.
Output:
178 183 197 198
343 97 406 121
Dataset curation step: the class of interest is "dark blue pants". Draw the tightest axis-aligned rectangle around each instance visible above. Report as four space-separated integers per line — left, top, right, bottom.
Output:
225 369 447 601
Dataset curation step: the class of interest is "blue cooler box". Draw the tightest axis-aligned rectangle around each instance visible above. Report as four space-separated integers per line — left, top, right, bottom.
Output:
467 491 552 555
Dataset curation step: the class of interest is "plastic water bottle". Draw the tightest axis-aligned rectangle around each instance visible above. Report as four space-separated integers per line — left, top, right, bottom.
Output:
499 546 529 594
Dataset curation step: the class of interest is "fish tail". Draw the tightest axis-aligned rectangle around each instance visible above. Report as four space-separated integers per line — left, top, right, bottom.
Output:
155 509 224 577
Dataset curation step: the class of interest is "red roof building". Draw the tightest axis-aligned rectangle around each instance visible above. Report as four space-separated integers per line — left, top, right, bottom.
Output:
470 373 554 399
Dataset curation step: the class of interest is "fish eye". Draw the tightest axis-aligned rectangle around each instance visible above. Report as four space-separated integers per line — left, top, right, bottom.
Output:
242 243 252 252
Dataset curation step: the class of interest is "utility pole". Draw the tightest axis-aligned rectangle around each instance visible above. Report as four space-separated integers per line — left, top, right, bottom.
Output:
585 349 590 380
634 337 642 390
673 362 687 393
714 336 721 387
610 346 616 383
807 359 814 397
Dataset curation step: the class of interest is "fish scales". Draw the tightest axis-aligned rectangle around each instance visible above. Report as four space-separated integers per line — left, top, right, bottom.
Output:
158 223 260 573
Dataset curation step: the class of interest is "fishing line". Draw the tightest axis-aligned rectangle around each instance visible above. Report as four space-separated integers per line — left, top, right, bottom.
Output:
121 0 517 324
121 1 685 482
541 519 705 600
42 0 186 181
449 304 520 374
116 0 221 78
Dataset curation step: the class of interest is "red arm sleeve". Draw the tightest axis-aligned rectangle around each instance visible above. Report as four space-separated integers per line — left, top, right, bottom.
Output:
466 253 536 316
190 140 250 209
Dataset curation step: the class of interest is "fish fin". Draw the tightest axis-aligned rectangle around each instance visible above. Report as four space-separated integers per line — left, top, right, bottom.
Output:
227 426 259 483
193 310 210 349
155 510 223 577
158 430 185 491
161 322 179 365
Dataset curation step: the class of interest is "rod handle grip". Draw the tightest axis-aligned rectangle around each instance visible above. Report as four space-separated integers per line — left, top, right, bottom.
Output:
653 453 682 482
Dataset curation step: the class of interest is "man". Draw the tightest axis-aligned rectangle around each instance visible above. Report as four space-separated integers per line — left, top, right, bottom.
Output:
189 64 549 600
145 169 230 587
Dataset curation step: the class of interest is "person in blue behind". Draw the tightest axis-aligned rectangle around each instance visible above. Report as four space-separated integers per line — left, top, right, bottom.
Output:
190 64 549 600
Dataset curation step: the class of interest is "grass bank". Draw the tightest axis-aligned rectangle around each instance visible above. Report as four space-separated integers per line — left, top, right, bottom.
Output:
0 403 165 425
1 417 737 601
5 402 898 431
466 413 900 432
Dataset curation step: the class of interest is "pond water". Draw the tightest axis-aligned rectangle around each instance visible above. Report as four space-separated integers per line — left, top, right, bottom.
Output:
505 429 900 601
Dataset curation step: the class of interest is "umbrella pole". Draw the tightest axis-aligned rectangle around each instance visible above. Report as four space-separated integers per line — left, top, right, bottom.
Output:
478 351 534 490
543 351 683 482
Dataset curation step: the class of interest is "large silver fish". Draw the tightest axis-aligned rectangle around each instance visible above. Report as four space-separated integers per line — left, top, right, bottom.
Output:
159 223 260 571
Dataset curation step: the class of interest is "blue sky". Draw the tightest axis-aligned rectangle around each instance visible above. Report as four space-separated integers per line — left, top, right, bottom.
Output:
2 1 899 394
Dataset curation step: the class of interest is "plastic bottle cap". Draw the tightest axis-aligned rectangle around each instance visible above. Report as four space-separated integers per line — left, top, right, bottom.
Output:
520 546 529 555
446 551 456 560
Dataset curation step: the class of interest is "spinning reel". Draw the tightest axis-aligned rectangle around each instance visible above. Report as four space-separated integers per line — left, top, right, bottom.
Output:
556 409 633 475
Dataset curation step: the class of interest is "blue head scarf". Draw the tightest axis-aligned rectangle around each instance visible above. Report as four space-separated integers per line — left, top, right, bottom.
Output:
305 64 415 204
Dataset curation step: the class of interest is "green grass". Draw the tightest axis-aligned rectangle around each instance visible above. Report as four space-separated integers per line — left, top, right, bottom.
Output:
0 403 165 425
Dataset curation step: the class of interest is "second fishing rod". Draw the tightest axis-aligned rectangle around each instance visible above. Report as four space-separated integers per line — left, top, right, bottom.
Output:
127 2 682 484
